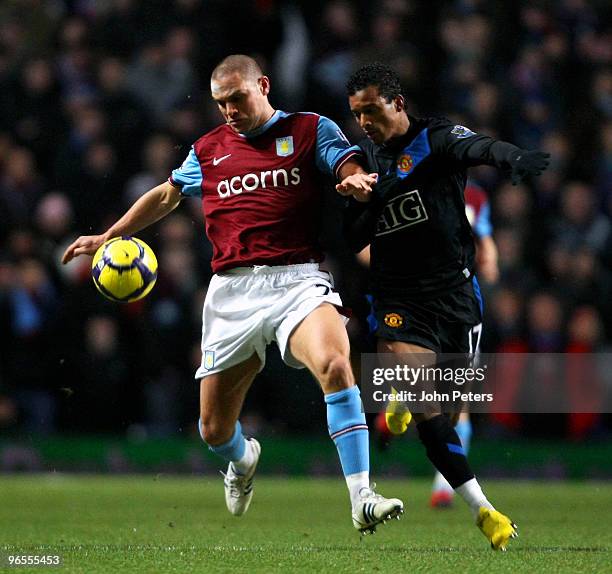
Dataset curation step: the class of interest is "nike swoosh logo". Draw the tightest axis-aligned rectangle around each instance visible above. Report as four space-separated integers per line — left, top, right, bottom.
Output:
213 154 231 166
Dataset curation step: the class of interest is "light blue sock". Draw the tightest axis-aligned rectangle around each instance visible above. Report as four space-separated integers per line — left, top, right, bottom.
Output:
455 419 472 454
200 419 246 463
325 386 369 476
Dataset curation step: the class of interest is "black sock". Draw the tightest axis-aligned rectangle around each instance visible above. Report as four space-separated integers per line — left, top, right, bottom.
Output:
416 414 474 489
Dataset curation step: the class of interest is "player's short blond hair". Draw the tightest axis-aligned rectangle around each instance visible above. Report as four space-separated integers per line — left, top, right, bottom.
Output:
211 55 263 83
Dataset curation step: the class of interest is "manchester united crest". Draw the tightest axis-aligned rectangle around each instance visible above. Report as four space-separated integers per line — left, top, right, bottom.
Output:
384 312 404 328
397 154 414 176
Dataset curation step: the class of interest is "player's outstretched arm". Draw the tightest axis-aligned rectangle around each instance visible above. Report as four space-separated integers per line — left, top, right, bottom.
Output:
463 139 550 185
436 123 550 185
61 181 182 264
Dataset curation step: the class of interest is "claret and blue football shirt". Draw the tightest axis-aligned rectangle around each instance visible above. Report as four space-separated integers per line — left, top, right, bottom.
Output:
170 110 360 272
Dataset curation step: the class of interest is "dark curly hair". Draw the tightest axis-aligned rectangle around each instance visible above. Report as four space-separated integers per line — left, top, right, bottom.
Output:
346 63 402 102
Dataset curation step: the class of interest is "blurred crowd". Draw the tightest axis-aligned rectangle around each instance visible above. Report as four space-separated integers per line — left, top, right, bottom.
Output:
0 0 611 438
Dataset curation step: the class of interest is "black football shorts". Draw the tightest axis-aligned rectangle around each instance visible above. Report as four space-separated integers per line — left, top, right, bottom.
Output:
369 277 483 354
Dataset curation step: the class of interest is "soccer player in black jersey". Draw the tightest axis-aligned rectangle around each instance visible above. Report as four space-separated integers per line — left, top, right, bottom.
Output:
337 63 550 550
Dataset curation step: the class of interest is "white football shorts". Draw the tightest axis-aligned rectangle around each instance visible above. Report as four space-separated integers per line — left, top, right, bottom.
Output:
195 263 347 378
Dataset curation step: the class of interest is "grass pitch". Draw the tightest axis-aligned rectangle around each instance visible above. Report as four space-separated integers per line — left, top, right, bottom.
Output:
0 475 610 573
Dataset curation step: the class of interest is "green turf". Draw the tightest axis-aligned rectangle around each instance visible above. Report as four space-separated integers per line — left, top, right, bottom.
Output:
0 475 610 573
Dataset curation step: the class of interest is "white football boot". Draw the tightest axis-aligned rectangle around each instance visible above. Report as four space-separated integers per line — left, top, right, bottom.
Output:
221 438 261 516
352 484 404 534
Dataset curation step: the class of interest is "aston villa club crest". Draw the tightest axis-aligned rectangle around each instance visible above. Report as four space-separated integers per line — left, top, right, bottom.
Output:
397 154 414 176
276 136 294 157
204 350 215 370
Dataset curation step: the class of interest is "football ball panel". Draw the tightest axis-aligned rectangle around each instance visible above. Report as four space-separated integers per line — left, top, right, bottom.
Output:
103 237 143 269
131 237 158 275
96 266 144 300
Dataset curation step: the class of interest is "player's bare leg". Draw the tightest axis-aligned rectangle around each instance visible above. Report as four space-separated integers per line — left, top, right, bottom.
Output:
199 353 262 516
378 339 517 549
289 304 404 533
374 341 428 437
288 303 354 395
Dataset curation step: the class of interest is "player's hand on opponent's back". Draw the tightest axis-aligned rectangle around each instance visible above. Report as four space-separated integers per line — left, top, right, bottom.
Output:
508 150 550 185
336 172 379 202
61 234 108 264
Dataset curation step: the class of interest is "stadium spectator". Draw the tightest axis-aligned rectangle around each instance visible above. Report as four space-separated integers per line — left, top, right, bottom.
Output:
125 30 196 121
7 258 60 433
553 181 611 254
527 292 565 352
124 134 178 205
97 56 151 173
34 192 75 266
68 315 129 432
0 147 44 227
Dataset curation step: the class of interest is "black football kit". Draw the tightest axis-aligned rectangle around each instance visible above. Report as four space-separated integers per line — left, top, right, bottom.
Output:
345 115 548 352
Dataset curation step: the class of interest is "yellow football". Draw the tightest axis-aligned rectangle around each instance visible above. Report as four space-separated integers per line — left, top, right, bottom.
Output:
91 237 158 303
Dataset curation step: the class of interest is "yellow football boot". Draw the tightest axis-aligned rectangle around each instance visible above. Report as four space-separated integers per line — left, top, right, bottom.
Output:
476 507 518 551
384 387 412 435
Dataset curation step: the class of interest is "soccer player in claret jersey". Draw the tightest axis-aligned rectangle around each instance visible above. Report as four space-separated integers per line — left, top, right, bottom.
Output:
339 63 549 549
62 55 403 534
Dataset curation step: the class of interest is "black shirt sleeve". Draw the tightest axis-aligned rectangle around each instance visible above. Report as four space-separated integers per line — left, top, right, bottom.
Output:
340 138 384 252
428 120 521 170
342 196 382 253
